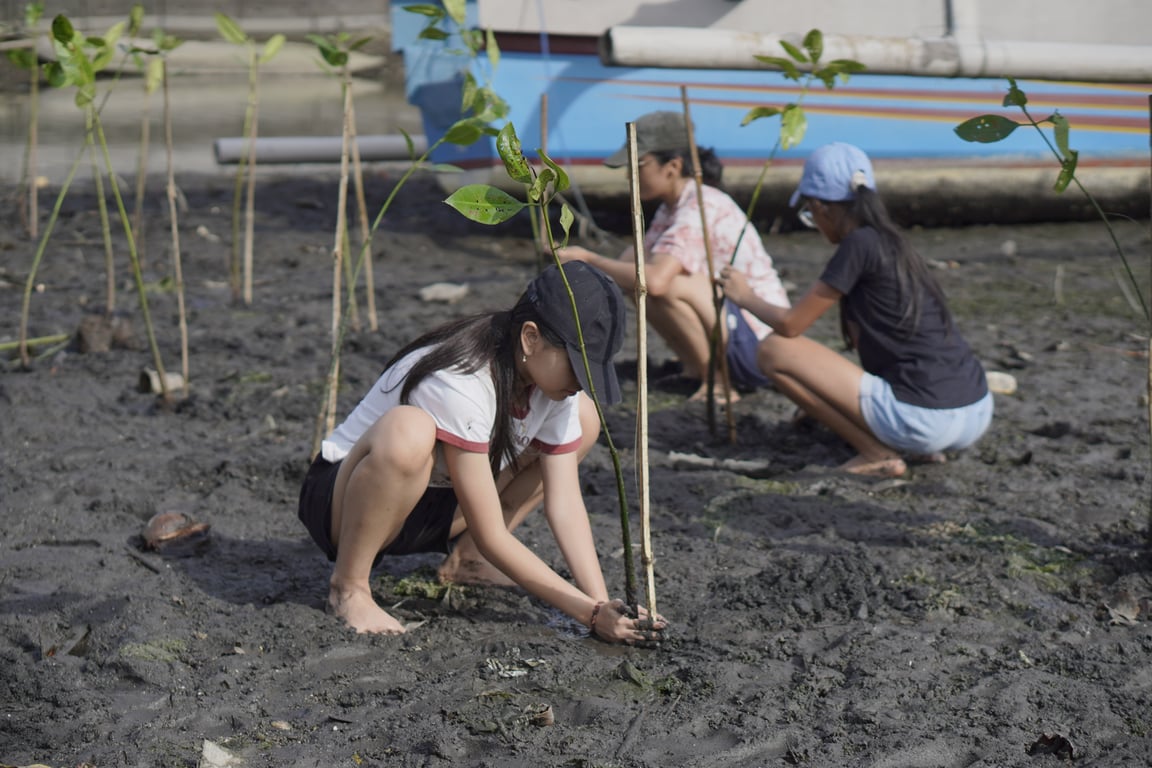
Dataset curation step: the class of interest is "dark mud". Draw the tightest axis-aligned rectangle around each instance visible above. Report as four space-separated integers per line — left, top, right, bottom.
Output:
2 171 1151 767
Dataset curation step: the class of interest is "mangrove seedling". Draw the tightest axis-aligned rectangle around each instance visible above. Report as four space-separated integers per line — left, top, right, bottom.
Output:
215 13 285 306
445 121 647 613
6 2 45 239
955 78 1152 542
32 13 171 399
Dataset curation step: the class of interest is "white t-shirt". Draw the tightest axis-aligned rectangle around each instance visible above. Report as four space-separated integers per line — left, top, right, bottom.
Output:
320 346 583 487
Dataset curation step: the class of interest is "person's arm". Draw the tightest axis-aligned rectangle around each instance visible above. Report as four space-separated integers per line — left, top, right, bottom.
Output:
555 245 684 297
537 450 608 600
444 445 658 642
717 265 841 338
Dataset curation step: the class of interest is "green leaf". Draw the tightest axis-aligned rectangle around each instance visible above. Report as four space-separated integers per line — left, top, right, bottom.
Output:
779 104 807 150
779 39 808 64
215 13 248 46
43 60 65 87
145 56 163 93
443 120 484 146
443 0 467 26
753 55 799 81
1003 78 1027 108
460 71 478 114
559 204 574 247
51 14 76 46
802 29 823 65
418 27 449 41
740 106 782 126
954 114 1020 143
402 5 445 19
6 48 37 69
529 167 554 202
25 3 45 27
1054 150 1078 193
1050 112 1073 159
128 4 144 36
496 123 532 183
539 149 570 192
485 28 500 70
260 34 285 64
427 162 464 173
444 184 527 225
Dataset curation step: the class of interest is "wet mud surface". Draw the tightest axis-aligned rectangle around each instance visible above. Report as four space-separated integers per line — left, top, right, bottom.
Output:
2 172 1151 767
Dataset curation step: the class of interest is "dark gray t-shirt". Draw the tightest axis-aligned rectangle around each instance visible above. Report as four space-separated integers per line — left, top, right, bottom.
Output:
820 227 987 409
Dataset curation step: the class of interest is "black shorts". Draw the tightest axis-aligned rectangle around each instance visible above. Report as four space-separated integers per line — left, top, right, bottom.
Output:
297 454 459 567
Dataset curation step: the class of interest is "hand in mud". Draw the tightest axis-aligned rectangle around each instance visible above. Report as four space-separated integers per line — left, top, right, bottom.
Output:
594 599 667 648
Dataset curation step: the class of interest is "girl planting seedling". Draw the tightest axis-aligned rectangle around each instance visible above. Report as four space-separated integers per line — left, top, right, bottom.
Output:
298 261 666 644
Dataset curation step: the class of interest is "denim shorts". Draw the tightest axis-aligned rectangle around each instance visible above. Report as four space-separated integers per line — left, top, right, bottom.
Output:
859 373 993 455
724 300 771 390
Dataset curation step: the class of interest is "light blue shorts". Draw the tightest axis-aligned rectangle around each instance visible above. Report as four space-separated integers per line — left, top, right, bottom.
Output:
859 373 993 455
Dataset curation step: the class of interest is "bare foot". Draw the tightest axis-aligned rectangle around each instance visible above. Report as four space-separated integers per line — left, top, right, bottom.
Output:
688 381 741 404
438 548 517 587
327 585 406 635
838 454 907 478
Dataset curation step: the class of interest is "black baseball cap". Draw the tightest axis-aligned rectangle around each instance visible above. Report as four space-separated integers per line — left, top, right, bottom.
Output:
524 261 626 405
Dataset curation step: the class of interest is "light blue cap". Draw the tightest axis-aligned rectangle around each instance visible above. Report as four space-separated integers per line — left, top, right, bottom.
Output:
789 142 876 207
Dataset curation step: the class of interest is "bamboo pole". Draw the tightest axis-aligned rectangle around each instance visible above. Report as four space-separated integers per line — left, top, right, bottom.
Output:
679 86 736 443
163 60 190 398
320 79 355 443
537 92 550 263
625 122 657 619
241 57 260 306
347 94 377 332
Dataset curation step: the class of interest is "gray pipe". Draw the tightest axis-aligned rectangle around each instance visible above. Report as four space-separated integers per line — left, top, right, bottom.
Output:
213 134 429 165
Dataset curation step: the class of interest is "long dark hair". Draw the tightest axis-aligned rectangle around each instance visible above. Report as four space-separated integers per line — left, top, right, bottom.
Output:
837 185 953 338
381 292 565 477
650 145 725 189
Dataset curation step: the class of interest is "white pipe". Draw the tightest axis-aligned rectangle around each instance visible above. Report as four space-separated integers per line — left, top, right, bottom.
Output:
600 27 1152 83
213 135 428 165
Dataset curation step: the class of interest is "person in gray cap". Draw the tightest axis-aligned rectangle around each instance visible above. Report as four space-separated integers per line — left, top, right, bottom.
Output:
557 110 790 403
298 261 665 643
718 142 992 477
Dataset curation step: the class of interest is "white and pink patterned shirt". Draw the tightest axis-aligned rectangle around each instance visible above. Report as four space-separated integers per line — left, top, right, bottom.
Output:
646 183 790 338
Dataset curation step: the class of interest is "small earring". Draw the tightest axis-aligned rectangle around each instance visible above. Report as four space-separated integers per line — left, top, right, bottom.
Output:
521 354 527 363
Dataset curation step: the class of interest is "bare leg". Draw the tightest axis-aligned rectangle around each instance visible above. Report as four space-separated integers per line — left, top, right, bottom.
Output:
758 334 906 477
644 269 735 402
439 393 602 584
328 406 438 634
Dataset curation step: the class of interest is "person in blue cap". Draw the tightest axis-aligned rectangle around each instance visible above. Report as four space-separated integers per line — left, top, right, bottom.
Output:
717 142 992 477
298 261 665 642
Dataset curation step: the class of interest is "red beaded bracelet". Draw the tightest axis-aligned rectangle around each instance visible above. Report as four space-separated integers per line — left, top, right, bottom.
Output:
589 601 606 636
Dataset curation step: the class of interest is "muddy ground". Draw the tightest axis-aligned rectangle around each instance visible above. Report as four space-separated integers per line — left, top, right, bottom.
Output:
1 170 1151 768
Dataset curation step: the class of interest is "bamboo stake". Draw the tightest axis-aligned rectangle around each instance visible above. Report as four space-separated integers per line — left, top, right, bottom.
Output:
319 79 355 444
163 60 190 398
536 92 550 264
87 118 116 316
242 52 260 306
347 93 377 332
132 84 152 270
679 86 736 443
626 122 657 619
23 52 39 240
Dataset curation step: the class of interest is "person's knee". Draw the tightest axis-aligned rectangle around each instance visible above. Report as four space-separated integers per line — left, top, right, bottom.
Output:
365 406 437 475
